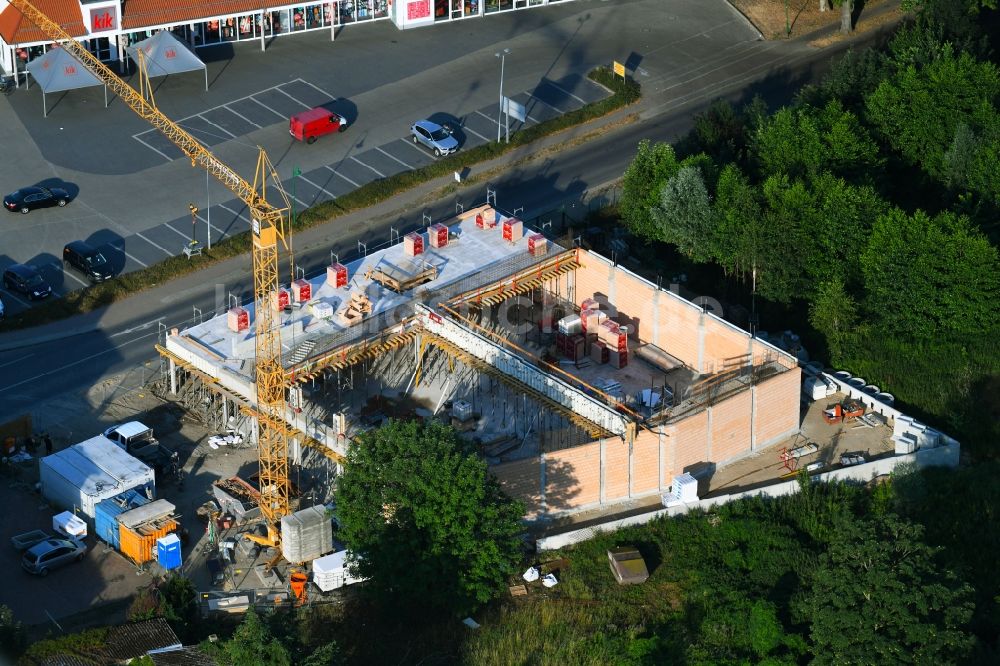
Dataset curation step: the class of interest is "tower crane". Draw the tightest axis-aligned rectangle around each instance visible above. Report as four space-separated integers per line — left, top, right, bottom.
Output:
8 0 293 560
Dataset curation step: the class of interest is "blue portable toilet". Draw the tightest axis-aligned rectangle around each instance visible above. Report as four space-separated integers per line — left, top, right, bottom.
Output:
156 533 182 570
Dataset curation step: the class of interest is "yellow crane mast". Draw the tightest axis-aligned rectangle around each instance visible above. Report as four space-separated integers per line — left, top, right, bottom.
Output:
8 0 292 555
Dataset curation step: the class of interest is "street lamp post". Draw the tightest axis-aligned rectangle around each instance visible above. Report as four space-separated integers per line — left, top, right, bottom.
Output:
188 204 198 246
495 48 510 143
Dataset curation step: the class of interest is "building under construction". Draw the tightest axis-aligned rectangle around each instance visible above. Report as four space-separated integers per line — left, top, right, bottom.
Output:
158 199 801 518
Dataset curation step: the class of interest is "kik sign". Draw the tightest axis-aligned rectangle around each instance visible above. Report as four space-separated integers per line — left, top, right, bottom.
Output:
89 5 119 33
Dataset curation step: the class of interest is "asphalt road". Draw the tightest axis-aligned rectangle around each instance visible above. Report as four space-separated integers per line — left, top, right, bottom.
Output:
0 0 898 423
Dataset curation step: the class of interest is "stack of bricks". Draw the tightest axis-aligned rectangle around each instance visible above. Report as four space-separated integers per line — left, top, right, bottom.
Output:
599 320 628 368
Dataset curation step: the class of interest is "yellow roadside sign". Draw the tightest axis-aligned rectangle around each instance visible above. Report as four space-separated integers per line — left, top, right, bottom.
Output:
613 61 625 78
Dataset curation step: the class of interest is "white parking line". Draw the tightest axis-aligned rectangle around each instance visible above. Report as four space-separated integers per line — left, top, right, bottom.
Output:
351 156 385 178
289 191 310 208
376 146 413 170
133 134 174 161
1 290 31 308
297 174 337 200
275 87 312 109
220 203 252 224
135 231 173 257
298 78 338 103
463 121 491 142
399 137 430 158
124 250 148 268
197 115 237 138
63 270 90 288
163 222 193 242
249 96 286 119
197 213 229 239
223 104 262 128
545 81 587 105
529 95 565 114
325 165 360 188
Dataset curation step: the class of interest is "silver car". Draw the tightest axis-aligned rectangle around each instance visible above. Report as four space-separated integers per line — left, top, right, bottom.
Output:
410 120 459 156
22 538 87 576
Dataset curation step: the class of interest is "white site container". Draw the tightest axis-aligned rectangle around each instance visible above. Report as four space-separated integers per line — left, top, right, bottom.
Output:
452 399 473 422
52 511 88 539
76 435 157 488
557 315 582 335
893 434 917 455
312 550 366 592
281 505 334 564
39 435 154 523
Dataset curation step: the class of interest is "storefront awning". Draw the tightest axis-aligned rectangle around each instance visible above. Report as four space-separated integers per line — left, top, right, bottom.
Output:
25 47 107 117
126 30 208 91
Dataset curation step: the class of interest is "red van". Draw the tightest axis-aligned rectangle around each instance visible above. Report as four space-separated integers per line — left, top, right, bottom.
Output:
289 107 348 144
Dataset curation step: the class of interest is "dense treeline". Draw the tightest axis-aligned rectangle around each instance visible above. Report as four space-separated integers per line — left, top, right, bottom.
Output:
619 0 1000 459
463 464 1000 665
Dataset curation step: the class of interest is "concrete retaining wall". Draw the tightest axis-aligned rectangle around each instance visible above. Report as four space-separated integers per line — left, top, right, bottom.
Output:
535 441 960 551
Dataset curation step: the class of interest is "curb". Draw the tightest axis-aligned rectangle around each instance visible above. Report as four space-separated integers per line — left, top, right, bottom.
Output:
724 0 765 41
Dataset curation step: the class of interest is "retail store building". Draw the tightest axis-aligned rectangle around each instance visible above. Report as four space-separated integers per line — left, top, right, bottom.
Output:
0 0 575 79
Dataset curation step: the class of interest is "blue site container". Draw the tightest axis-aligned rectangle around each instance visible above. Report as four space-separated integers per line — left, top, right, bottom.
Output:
156 533 182 570
94 489 149 549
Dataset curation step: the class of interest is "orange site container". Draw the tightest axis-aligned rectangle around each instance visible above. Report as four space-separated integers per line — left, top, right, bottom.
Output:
119 519 178 565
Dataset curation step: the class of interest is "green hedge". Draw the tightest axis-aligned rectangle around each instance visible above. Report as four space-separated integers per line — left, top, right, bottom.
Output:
0 68 639 332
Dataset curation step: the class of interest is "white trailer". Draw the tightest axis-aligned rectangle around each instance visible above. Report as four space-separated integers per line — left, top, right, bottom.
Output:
39 436 155 522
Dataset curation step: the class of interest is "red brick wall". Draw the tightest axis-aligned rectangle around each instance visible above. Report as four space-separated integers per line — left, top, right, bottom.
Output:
754 368 802 446
546 442 601 510
632 429 661 495
603 438 630 501
710 389 753 462
490 458 542 518
673 409 710 475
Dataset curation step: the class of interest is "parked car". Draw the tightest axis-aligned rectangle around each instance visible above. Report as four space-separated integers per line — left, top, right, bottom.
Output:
2 263 52 300
410 120 459 156
63 240 114 283
289 107 348 144
21 537 87 576
3 186 70 214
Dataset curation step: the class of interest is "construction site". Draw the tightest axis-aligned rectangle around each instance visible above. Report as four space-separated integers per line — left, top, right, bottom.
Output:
159 195 803 524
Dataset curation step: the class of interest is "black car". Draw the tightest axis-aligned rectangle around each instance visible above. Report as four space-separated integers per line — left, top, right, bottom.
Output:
2 263 52 300
63 240 114 283
3 186 70 214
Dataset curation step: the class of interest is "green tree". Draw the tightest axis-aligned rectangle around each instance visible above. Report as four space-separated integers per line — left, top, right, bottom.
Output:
754 101 881 182
620 140 681 239
809 278 858 361
300 642 343 666
224 608 291 666
801 513 975 664
807 173 888 284
336 420 524 615
651 165 714 261
860 208 1000 339
0 604 25 661
866 45 1000 181
712 163 764 280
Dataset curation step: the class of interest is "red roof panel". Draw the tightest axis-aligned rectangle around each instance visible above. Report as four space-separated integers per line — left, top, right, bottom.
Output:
0 0 86 44
121 0 269 31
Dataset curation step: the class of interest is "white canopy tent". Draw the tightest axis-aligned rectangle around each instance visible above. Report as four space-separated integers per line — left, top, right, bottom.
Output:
25 47 107 117
126 30 208 92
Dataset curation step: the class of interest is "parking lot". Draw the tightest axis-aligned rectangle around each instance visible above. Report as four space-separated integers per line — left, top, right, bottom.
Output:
0 0 759 319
